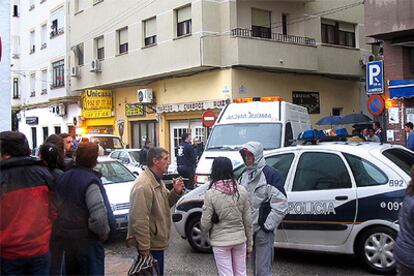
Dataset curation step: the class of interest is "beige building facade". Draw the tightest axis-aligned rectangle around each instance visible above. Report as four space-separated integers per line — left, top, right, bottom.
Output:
70 0 368 153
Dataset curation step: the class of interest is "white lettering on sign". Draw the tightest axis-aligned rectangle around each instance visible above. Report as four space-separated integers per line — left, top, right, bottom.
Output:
204 116 215 121
288 201 336 215
369 64 381 86
226 112 272 120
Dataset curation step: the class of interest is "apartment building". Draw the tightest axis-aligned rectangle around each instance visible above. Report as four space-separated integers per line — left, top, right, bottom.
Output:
70 0 369 157
365 0 414 145
11 0 80 150
1 0 11 131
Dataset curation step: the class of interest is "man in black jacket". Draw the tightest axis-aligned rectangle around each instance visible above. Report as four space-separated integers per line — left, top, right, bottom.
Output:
177 133 196 190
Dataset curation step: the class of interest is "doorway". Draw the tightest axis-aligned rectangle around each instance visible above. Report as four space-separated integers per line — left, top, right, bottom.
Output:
131 120 158 149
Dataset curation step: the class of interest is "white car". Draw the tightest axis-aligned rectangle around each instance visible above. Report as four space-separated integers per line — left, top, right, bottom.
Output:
172 142 414 274
108 149 143 175
95 158 136 230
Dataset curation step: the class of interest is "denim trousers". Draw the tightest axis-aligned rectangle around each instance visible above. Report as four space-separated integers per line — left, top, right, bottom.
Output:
252 229 274 276
0 252 51 276
212 242 247 276
150 250 164 275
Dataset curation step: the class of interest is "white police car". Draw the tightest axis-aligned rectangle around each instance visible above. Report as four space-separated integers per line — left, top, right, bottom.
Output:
172 141 414 274
95 158 136 230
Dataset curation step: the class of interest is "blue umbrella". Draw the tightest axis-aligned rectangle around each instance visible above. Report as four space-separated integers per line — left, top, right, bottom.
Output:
316 115 343 126
340 113 372 125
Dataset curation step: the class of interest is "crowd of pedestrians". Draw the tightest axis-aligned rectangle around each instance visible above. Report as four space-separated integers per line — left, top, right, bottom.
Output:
2 129 414 276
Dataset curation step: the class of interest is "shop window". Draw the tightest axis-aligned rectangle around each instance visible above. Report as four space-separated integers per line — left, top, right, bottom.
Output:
131 121 158 148
42 127 49 142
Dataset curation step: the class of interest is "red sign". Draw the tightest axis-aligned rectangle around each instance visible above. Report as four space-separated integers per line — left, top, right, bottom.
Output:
202 110 217 127
367 95 385 117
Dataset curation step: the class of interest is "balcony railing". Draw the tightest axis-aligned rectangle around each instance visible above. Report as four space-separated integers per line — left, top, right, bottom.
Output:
30 91 36 97
41 43 47 50
41 89 47 95
231 28 316 46
50 28 64 39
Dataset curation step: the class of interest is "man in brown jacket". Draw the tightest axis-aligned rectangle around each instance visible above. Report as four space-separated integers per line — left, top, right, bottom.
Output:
127 147 184 275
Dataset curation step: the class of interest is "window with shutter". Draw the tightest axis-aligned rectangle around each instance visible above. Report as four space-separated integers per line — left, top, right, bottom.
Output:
252 8 271 39
176 6 191 37
118 28 128 54
144 17 157 46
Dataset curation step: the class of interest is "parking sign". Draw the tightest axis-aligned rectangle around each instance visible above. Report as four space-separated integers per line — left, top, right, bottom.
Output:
366 60 384 94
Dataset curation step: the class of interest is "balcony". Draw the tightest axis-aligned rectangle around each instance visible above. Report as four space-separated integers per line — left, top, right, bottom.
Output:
40 43 47 50
29 4 34 11
41 89 47 95
232 28 316 46
50 28 64 39
227 28 318 72
30 91 36 97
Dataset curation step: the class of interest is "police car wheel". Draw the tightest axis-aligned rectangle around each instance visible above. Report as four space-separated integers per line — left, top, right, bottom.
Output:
185 216 212 253
357 226 397 275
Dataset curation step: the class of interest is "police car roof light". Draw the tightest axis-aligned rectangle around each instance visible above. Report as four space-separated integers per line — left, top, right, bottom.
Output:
335 128 349 137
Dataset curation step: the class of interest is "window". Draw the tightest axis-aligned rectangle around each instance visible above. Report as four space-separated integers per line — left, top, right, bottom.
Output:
117 28 128 54
29 30 35 54
383 148 414 176
144 17 157 46
252 8 271 39
42 127 49 142
12 36 20 58
41 69 47 94
95 36 104 59
284 122 294 147
13 78 19 99
50 7 64 38
54 126 61 134
332 107 342 116
30 73 36 96
74 43 84 65
176 5 191 37
41 24 47 49
267 153 295 185
74 0 87 13
31 127 37 150
292 152 352 191
94 161 135 185
321 19 356 47
282 14 288 35
109 151 120 159
344 154 388 187
52 60 64 88
13 4 19 17
119 151 130 163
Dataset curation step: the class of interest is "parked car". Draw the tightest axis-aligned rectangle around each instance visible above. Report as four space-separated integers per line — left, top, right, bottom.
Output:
172 142 414 274
94 157 136 230
108 149 143 175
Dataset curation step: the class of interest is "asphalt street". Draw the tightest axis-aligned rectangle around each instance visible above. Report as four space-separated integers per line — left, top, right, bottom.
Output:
104 227 371 276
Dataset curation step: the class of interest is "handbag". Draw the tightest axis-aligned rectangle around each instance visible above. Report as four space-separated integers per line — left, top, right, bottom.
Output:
211 210 219 224
128 254 160 276
258 198 272 233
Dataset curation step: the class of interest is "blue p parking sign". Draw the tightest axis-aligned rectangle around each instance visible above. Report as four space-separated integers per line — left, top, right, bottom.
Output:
366 61 384 94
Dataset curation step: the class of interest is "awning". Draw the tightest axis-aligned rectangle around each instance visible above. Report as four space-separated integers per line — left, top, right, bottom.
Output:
389 80 414 99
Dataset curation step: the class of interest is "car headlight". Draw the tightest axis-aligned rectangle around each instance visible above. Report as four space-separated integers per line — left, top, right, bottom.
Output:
195 175 210 184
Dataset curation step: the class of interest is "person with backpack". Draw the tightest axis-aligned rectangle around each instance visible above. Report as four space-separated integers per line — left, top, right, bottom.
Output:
239 142 288 276
55 142 115 275
201 157 252 276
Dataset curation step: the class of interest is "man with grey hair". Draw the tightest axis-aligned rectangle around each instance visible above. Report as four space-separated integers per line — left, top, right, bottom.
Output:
127 147 185 275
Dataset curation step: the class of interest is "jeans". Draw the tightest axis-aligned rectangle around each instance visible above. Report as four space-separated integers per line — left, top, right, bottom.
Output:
150 250 164 275
212 242 247 276
252 229 274 276
63 238 104 276
0 252 51 276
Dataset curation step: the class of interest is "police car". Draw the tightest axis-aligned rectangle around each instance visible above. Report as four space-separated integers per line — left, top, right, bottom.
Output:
172 141 414 274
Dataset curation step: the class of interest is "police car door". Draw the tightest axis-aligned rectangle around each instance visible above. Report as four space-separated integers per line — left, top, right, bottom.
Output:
284 150 357 245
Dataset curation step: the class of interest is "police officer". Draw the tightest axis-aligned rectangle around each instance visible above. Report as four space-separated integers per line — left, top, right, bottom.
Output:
177 132 196 190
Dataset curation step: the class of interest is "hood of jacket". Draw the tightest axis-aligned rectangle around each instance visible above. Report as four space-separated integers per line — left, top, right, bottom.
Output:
239 141 266 183
212 179 237 195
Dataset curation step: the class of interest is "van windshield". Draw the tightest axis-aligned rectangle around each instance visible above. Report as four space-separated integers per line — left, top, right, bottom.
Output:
206 123 282 151
91 136 123 150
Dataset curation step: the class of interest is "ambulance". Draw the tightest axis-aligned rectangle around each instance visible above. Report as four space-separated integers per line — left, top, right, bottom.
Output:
195 97 311 185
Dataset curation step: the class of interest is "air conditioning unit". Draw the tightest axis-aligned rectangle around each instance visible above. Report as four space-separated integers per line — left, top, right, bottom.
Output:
360 54 376 66
137 89 153 104
90 59 101 72
53 104 66 116
71 66 79 78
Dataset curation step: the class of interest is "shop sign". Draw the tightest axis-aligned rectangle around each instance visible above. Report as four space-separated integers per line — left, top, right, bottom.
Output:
82 109 112 119
125 103 145 117
292 91 320 114
81 89 113 118
156 99 229 113
26 116 38 125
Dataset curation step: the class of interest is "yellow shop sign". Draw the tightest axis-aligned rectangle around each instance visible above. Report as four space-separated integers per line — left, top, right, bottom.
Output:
125 103 145 117
82 89 113 118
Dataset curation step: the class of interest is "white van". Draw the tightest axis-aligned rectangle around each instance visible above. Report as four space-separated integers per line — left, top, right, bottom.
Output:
195 97 311 184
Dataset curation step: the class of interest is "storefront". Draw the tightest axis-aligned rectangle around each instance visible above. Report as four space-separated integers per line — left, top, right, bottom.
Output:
80 89 115 135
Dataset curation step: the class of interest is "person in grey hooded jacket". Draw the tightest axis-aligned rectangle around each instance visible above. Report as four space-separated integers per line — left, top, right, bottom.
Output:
239 141 288 276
